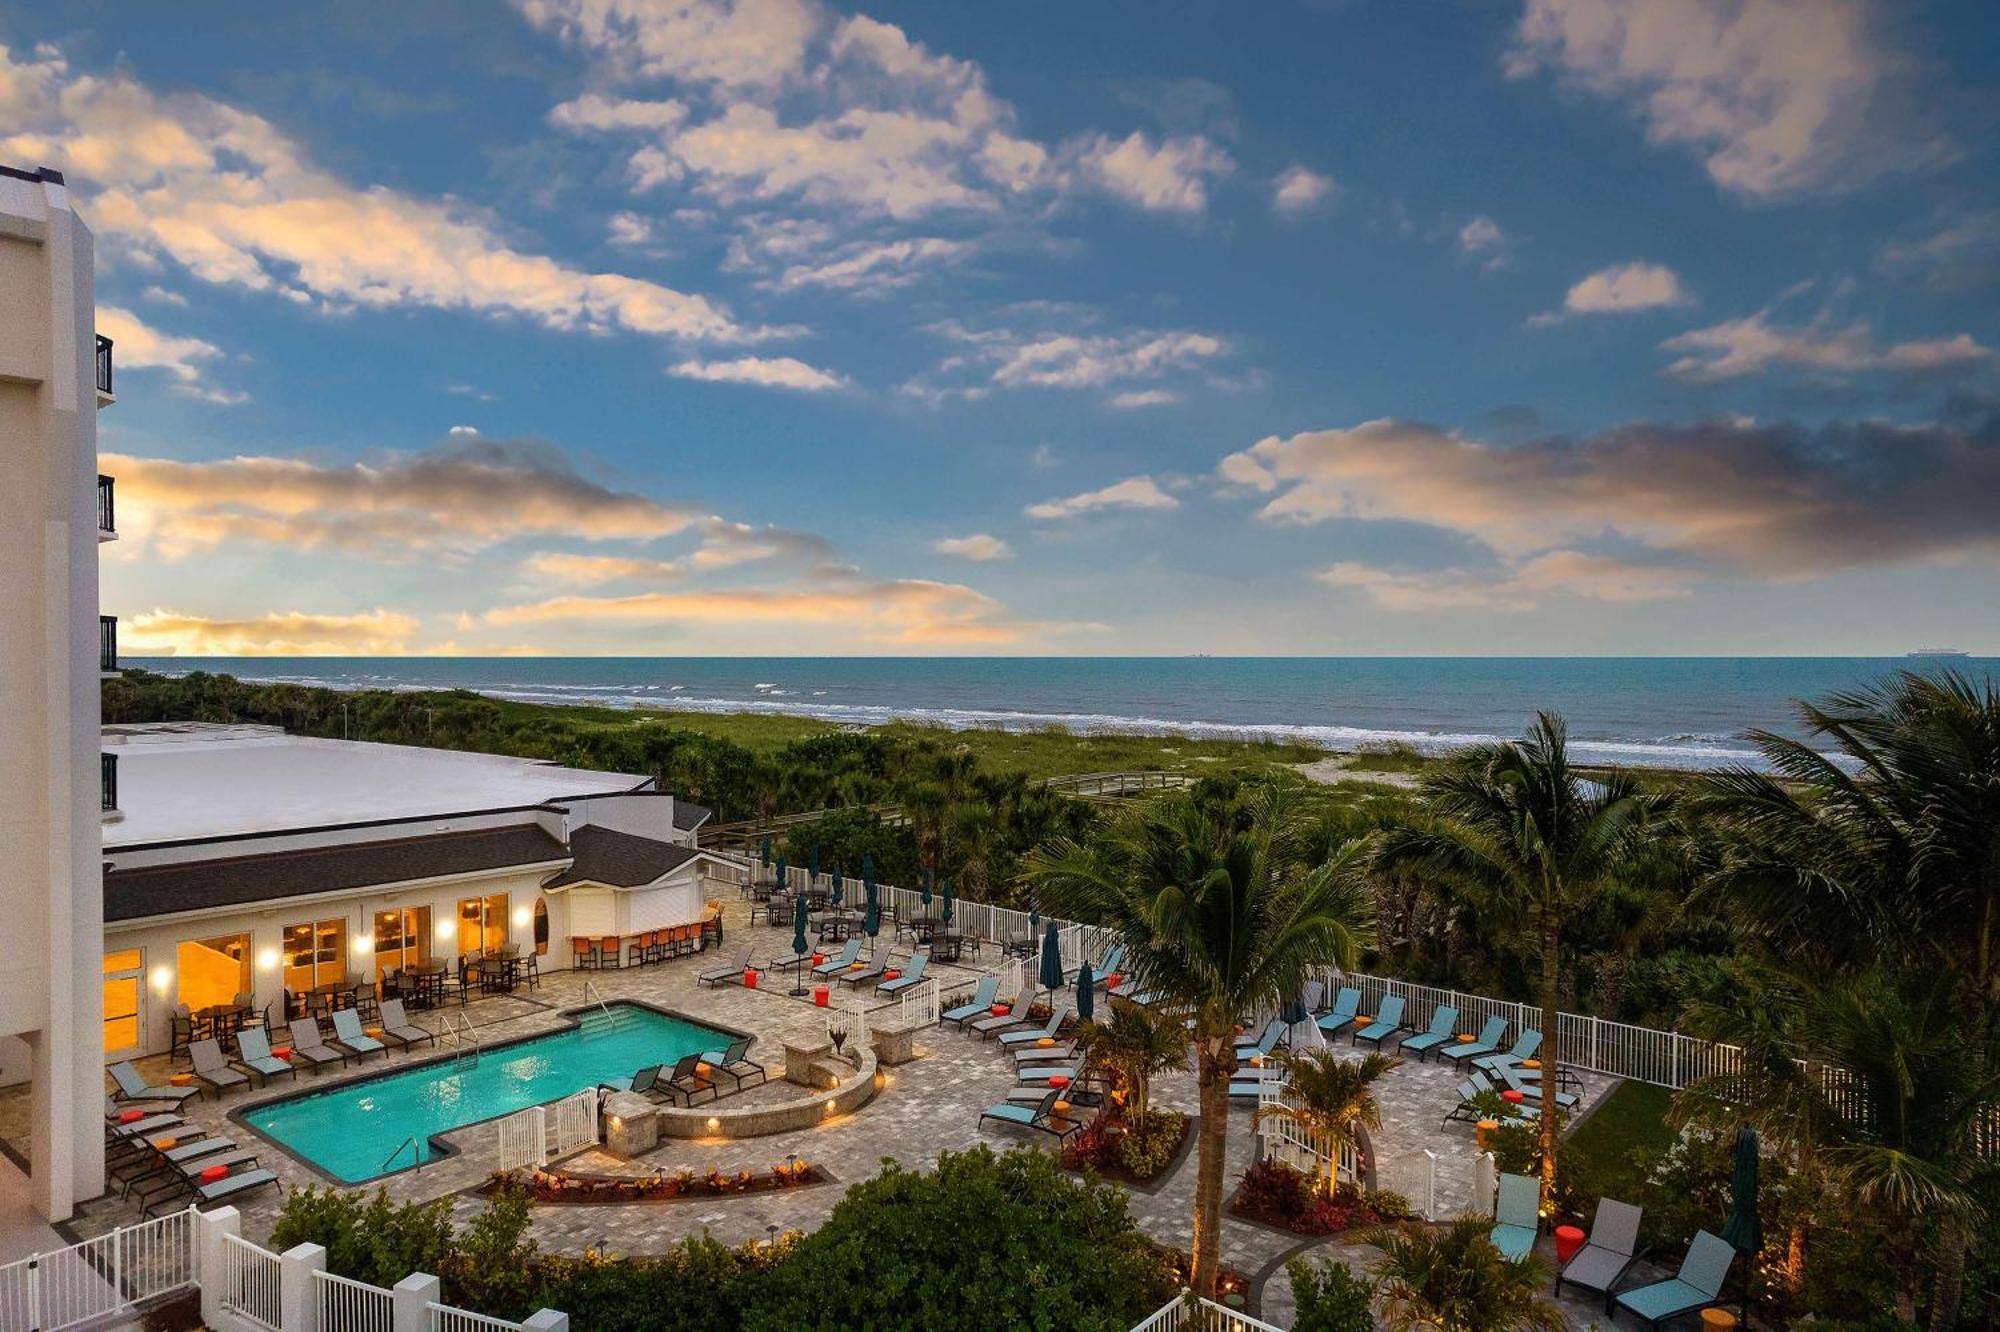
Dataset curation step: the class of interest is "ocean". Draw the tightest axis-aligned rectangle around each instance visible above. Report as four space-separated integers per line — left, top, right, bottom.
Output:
122 656 1996 772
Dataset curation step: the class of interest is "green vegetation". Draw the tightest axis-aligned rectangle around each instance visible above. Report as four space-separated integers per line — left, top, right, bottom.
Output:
1554 1080 1677 1216
1367 1217 1563 1332
1284 1255 1376 1332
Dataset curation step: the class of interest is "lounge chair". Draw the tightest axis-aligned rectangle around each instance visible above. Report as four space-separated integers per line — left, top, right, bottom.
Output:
288 1017 347 1071
1399 1006 1461 1061
878 950 930 995
698 946 754 987
330 1009 388 1060
1442 1071 1540 1130
1474 1029 1542 1075
145 1164 281 1216
839 948 896 988
661 1053 717 1107
1613 1231 1737 1329
1498 1062 1577 1109
1352 995 1407 1049
599 1064 666 1096
979 1087 1084 1144
129 1145 266 1210
1556 1198 1644 1311
109 1061 199 1106
942 975 1000 1027
1015 1060 1084 1085
1438 1016 1509 1066
969 982 1037 1037
1234 1018 1288 1064
1081 945 1123 986
811 938 863 978
234 1027 298 1085
1013 1037 1078 1064
698 1036 768 1092
999 1006 1072 1048
188 1040 249 1098
1315 986 1362 1037
1490 1171 1541 1262
1229 1065 1273 1099
378 1000 435 1050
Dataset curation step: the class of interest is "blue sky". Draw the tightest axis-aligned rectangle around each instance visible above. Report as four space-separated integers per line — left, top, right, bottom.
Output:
9 0 1999 655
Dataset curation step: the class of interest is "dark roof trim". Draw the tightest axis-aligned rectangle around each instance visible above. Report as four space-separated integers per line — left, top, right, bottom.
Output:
544 825 700 890
0 164 65 185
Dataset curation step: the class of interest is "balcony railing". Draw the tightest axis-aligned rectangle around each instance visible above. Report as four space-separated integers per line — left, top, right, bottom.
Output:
95 333 114 397
101 751 118 813
98 473 115 535
100 615 118 674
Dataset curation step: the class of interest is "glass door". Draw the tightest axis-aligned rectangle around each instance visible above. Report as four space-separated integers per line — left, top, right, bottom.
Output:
103 948 143 1057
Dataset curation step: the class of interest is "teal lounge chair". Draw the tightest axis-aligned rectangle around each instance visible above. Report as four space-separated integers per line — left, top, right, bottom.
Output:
1083 945 1123 986
698 1036 768 1092
234 1027 298 1085
1498 1063 1577 1109
1234 1018 1288 1064
812 938 863 978
942 975 1000 1026
1315 987 1362 1036
1016 1060 1084 1084
878 950 930 995
1474 1028 1541 1074
1490 1171 1540 1262
1614 1230 1736 1329
980 1088 1083 1144
109 1061 199 1105
1351 995 1406 1048
1438 1016 1508 1066
330 1009 388 1060
1399 1006 1460 1061
1000 1006 1071 1048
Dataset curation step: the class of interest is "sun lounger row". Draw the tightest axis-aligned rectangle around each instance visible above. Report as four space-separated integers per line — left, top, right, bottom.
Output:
103 1100 279 1214
599 1039 768 1107
108 1000 443 1103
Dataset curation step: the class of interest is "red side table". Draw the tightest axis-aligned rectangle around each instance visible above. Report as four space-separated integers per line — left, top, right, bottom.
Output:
813 985 830 1007
1554 1224 1586 1264
1501 1088 1525 1106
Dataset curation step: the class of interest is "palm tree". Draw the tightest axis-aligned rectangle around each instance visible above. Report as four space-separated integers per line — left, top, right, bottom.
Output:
1077 1002 1188 1128
1252 1049 1398 1197
1026 784 1373 1299
1373 713 1648 1204
1367 1217 1564 1332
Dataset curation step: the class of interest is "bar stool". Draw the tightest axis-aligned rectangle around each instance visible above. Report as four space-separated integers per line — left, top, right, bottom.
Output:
599 935 622 971
571 937 599 971
626 933 650 968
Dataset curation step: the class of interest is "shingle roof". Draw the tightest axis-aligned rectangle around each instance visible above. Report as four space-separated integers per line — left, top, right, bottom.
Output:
672 801 712 831
104 825 569 923
544 825 700 889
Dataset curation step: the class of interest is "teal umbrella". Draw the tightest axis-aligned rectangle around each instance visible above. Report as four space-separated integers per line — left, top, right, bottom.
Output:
790 896 811 992
864 895 881 955
774 853 788 893
1719 1127 1763 1256
1075 960 1095 1022
1029 905 1041 954
862 853 876 895
760 836 773 869
1038 922 1063 996
830 867 844 907
809 844 820 883
940 880 955 924
920 867 933 910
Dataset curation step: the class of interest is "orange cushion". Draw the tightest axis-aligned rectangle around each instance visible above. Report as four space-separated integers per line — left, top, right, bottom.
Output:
119 1110 145 1124
883 970 902 981
199 1164 229 1183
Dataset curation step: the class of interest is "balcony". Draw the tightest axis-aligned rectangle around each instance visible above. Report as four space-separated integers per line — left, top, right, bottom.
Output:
100 614 118 675
101 751 118 815
95 332 115 405
98 472 116 540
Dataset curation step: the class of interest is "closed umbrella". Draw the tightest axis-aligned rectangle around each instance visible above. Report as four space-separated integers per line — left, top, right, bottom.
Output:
1281 993 1313 1048
760 836 772 869
1719 1127 1763 1257
864 894 881 957
941 880 955 925
1038 922 1063 1000
774 853 788 895
1028 905 1041 957
809 844 820 885
1075 960 1095 1022
790 896 810 995
920 867 933 910
830 866 844 908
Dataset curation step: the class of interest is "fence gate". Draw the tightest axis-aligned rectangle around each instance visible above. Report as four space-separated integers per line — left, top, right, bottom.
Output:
546 1088 600 1160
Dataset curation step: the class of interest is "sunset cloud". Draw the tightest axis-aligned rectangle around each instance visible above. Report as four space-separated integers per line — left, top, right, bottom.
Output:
1529 261 1692 325
1660 310 1993 382
122 608 425 656
668 355 846 390
1318 551 1696 612
933 533 1012 561
1026 475 1181 520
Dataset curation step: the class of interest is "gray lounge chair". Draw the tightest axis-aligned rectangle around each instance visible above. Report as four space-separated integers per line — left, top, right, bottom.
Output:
188 1040 249 1098
662 1052 717 1107
330 1009 388 1060
1351 995 1407 1048
969 982 1037 1037
698 946 754 987
1016 1060 1084 1084
288 1017 347 1070
378 999 435 1050
599 1064 665 1095
146 1165 280 1216
1556 1198 1644 1311
878 950 930 995
1399 1006 1461 1061
698 1036 768 1092
1490 1171 1540 1262
942 975 1000 1026
1315 986 1362 1036
839 948 897 988
1438 1015 1509 1066
1499 1062 1577 1109
234 1027 298 1085
1614 1230 1737 1329
109 1061 199 1105
980 1087 1084 1143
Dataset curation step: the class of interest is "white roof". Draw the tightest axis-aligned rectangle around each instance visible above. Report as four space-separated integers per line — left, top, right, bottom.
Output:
102 725 645 847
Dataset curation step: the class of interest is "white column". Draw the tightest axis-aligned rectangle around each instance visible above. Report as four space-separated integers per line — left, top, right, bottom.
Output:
196 1206 243 1328
522 1311 570 1332
279 1242 325 1332
393 1271 439 1332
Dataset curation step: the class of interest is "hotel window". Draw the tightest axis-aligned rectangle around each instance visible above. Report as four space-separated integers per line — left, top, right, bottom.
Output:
372 906 432 984
103 948 143 1056
178 933 251 1013
282 917 348 995
457 892 509 956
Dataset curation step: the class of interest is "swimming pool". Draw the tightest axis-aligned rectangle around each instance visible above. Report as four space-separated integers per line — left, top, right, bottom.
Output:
241 1003 734 1183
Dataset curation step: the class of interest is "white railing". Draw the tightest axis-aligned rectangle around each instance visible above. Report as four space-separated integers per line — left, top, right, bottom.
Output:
497 1103 545 1172
315 1268 395 1332
877 976 939 1028
1253 1064 1361 1187
547 1088 599 1160
429 1300 534 1331
1129 1294 1287 1332
219 1231 284 1329
0 1205 196 1332
495 1087 599 1172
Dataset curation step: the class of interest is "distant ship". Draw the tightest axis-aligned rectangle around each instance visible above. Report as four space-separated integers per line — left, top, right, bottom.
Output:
1907 647 1971 658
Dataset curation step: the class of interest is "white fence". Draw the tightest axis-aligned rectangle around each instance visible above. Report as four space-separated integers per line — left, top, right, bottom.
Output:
495 1088 600 1172
316 1269 395 1332
0 1204 195 1331
430 1302 541 1331
1129 1294 1286 1332
218 1231 283 1329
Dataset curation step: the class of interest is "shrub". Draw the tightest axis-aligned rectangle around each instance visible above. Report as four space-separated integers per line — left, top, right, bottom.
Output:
1285 1255 1374 1332
1232 1159 1392 1237
1116 1111 1186 1178
269 1186 454 1292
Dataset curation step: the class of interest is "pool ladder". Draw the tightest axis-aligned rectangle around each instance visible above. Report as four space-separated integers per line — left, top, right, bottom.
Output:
441 1012 480 1068
381 1136 420 1173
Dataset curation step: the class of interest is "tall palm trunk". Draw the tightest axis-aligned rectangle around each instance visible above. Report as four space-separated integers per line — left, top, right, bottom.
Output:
1538 907 1560 1206
1191 1038 1234 1300
1932 1221 1968 1332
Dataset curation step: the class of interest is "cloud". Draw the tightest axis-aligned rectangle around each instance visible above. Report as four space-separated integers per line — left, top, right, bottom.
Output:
933 533 1012 561
549 93 686 132
1218 412 2000 579
1108 389 1179 409
1068 131 1233 215
1529 261 1693 325
1271 165 1336 219
524 551 685 584
767 236 974 294
1877 211 2000 295
1458 216 1513 270
122 608 425 655
669 355 846 390
1026 475 1181 520
94 305 223 382
517 0 819 91
140 285 188 307
0 43 770 345
1505 0 1950 200
606 212 656 247
1660 309 1993 382
1317 551 1695 612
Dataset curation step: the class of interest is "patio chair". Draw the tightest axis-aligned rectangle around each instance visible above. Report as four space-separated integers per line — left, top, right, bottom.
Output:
698 945 755 987
999 1005 1072 1048
128 1145 266 1211
979 1087 1084 1144
1474 1029 1542 1075
1438 1016 1509 1066
288 1016 347 1071
378 1000 435 1050
969 981 1038 1037
1314 986 1363 1037
1015 1059 1085 1085
878 950 930 995
839 948 897 989
942 975 1000 1027
1555 1198 1644 1310
109 1060 199 1106
599 1064 666 1095
1498 1062 1577 1109
1351 995 1407 1049
330 1009 388 1060
570 937 601 970
1613 1231 1737 1330
661 1052 717 1107
146 1164 281 1216
188 1040 249 1099
1233 1018 1288 1064
1490 1171 1541 1262
1399 1006 1461 1061
234 1027 298 1085
811 938 864 978
1229 1063 1275 1099
698 1036 768 1093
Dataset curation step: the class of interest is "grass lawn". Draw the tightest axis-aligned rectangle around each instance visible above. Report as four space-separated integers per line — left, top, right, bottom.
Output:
1562 1079 1679 1208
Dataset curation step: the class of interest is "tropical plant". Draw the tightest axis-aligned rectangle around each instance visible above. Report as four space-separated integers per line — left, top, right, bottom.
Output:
1373 712 1650 1204
1252 1048 1398 1196
1077 1000 1189 1127
1366 1217 1565 1332
1026 783 1374 1298
1285 1254 1375 1332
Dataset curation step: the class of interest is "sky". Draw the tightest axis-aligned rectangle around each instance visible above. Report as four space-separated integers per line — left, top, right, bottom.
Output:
8 0 2000 656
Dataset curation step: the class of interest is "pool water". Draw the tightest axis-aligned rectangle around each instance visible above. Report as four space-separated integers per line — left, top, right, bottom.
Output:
243 1004 732 1182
